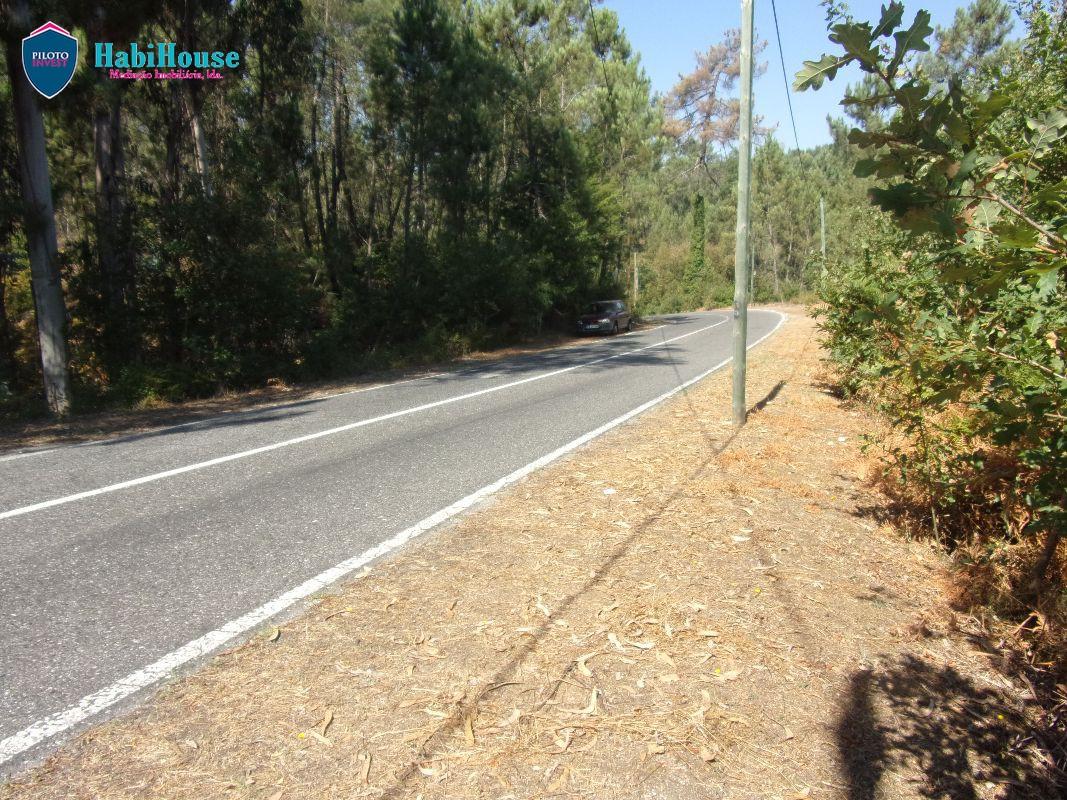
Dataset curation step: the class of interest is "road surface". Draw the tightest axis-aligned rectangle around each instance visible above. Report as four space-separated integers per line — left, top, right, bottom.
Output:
0 308 783 773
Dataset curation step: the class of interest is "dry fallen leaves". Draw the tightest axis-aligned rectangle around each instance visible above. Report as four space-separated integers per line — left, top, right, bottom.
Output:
548 764 572 791
316 709 334 738
576 651 603 677
564 689 599 716
713 669 742 682
655 651 676 668
463 715 476 746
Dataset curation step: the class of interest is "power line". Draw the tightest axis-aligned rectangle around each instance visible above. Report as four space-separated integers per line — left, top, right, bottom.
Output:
770 0 801 150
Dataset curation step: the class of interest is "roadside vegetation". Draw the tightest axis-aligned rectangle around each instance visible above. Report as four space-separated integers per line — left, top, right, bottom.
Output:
0 0 899 419
797 0 1065 669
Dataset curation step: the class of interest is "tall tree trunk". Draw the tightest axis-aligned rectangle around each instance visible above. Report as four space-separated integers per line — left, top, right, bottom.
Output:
336 108 364 285
292 164 313 254
308 85 338 293
177 3 212 198
4 0 72 415
92 57 134 367
0 254 18 387
186 86 213 197
157 80 184 363
335 71 361 252
1025 509 1064 601
402 152 415 247
310 103 327 247
327 62 341 243
365 160 378 256
308 51 330 266
162 83 182 207
89 6 133 331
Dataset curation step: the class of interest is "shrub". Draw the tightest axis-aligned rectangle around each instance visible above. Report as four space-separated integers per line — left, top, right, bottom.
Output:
798 2 1066 604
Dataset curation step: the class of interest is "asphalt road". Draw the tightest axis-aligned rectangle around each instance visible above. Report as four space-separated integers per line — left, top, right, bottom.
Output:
0 308 782 773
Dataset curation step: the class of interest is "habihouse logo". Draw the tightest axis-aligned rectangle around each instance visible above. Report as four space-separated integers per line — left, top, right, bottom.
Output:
95 43 240 82
21 21 78 99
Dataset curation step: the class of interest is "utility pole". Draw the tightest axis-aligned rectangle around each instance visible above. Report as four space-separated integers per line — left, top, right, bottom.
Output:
819 196 826 258
731 0 755 427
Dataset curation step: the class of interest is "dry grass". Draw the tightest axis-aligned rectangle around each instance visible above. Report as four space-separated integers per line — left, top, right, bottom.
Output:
3 311 1059 799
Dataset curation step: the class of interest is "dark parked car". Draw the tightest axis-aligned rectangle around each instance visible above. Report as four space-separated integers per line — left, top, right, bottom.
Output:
577 300 633 335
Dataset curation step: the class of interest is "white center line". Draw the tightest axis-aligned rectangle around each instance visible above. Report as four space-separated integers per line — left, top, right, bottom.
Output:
0 316 728 521
65 373 442 450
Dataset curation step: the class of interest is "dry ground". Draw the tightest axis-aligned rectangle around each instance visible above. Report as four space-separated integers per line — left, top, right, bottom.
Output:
4 311 1058 799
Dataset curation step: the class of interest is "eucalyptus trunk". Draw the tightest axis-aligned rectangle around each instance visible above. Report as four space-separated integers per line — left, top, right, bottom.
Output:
93 81 134 365
187 87 213 197
4 0 71 415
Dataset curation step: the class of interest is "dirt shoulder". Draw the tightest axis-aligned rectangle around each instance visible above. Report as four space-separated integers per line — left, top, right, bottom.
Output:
3 311 1056 799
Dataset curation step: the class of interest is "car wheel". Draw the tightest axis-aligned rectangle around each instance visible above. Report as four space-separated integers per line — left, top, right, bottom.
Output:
626 318 634 332
612 321 619 335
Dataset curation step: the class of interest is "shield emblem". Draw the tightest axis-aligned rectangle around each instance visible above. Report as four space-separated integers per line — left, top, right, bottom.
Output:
21 22 78 99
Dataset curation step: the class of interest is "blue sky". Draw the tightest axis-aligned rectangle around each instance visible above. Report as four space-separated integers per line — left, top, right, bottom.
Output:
603 0 993 150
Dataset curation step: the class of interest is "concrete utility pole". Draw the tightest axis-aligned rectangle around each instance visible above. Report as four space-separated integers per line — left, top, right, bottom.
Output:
731 0 755 427
820 196 826 258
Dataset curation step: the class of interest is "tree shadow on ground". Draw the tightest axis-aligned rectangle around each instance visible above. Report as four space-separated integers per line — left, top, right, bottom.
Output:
836 654 1064 799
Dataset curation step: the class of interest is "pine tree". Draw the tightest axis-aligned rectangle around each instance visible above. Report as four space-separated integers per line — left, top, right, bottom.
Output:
925 0 1017 84
685 192 706 303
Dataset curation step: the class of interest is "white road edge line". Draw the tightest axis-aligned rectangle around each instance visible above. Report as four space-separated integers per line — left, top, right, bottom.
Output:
0 311 785 766
0 315 728 521
0 449 56 464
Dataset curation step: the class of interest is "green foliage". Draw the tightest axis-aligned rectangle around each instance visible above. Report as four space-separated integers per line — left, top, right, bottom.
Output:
924 0 1018 84
799 2 1066 597
0 0 649 417
686 193 707 298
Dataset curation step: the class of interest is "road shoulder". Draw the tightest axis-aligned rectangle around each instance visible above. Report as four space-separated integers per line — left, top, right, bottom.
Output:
2 311 1053 799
